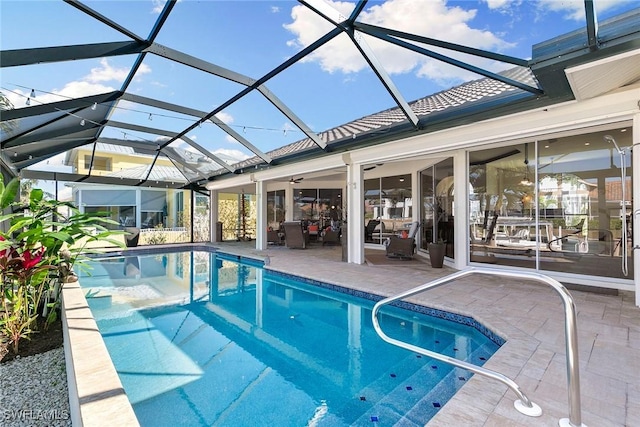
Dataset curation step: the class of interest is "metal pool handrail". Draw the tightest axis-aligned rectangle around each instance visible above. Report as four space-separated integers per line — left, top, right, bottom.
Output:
371 266 587 427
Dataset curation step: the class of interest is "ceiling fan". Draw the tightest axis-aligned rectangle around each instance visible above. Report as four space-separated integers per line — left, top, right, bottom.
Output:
289 177 304 184
363 163 384 171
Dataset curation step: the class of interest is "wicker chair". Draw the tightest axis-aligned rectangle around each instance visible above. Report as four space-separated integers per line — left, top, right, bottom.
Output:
267 229 283 245
321 227 340 245
282 221 309 249
385 221 420 259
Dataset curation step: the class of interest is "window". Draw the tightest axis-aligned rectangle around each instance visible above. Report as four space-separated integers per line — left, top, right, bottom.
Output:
420 159 453 256
364 174 411 244
84 155 112 171
84 206 135 229
175 192 184 227
267 190 285 229
141 190 167 229
292 188 343 228
194 193 210 242
293 189 317 220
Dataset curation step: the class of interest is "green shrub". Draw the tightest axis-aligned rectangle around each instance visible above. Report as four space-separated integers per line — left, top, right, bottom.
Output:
0 178 124 352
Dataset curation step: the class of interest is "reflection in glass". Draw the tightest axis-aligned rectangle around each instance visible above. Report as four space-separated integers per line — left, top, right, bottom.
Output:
420 159 454 257
468 127 633 280
292 188 342 229
267 190 285 229
469 144 536 268
363 174 411 244
293 189 318 220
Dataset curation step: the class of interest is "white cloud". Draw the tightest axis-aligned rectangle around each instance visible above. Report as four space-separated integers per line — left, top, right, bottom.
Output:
150 80 168 88
52 80 115 100
5 81 115 108
151 0 165 14
57 185 72 201
214 111 234 124
5 59 134 107
271 6 280 13
483 0 513 10
28 152 72 174
284 0 515 86
6 89 32 109
86 58 133 83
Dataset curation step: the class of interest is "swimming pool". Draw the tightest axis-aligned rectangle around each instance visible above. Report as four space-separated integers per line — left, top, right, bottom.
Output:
79 249 501 426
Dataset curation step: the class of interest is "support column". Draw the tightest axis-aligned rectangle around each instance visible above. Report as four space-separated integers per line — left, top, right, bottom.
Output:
346 161 365 264
190 190 195 243
210 190 219 242
453 149 468 269
255 180 267 250
135 189 141 228
633 113 640 307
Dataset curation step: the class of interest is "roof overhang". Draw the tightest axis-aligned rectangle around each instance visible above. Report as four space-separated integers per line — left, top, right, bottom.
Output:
529 8 640 101
565 48 640 101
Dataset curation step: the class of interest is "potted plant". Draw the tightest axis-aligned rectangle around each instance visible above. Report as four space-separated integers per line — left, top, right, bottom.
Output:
428 239 446 268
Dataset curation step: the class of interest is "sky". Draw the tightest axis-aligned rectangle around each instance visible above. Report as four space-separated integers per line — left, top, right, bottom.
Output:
1 0 638 173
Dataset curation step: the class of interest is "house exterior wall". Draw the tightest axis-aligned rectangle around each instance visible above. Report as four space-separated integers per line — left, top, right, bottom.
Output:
206 82 640 296
71 148 174 177
73 184 192 233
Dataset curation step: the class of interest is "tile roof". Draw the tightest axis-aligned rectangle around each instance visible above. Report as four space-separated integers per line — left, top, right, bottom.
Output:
222 66 538 174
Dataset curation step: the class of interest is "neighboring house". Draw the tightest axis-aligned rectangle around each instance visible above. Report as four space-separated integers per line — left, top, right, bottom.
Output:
66 143 192 229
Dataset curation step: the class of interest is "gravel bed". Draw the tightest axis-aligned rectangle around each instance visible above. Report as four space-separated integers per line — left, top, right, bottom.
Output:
0 347 72 427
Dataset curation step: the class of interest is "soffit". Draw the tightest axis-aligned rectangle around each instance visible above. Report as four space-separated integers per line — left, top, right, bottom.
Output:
566 48 640 101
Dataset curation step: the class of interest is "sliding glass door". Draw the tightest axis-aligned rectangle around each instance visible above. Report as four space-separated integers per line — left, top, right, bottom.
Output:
468 126 633 280
420 158 454 258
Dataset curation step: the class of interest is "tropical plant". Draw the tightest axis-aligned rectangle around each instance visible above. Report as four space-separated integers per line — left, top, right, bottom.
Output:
144 224 167 245
0 177 125 352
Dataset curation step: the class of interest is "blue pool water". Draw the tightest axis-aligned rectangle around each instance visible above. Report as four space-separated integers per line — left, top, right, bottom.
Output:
79 250 501 426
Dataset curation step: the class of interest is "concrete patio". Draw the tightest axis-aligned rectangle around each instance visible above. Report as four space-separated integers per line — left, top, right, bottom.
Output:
213 241 639 427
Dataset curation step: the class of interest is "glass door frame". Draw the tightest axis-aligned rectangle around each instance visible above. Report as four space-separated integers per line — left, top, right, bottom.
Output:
420 157 455 259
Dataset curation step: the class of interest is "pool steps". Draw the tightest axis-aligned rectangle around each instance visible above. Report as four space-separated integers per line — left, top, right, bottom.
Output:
372 266 587 427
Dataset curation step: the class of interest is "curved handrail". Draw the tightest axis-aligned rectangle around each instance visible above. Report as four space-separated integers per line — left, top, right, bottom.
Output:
371 266 586 427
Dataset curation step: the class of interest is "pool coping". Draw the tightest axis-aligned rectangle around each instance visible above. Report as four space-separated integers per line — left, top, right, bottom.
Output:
62 280 140 427
62 246 517 426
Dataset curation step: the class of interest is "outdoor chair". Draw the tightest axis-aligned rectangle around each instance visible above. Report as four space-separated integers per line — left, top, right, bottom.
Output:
364 219 380 242
267 228 283 245
385 221 420 259
282 221 309 249
307 223 320 242
321 227 340 246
